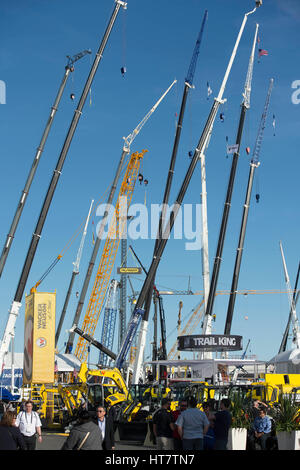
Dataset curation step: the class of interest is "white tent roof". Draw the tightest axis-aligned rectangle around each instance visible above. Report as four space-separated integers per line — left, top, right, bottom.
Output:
267 348 300 373
3 352 81 372
55 353 81 372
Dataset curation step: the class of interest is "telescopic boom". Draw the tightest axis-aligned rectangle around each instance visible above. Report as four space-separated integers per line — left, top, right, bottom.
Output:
0 50 91 278
224 78 274 335
133 10 208 382
202 23 259 328
120 2 261 378
0 0 127 372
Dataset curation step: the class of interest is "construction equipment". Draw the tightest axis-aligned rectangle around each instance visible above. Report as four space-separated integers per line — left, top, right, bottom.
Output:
203 24 259 328
73 149 148 362
0 0 126 373
38 362 129 427
224 78 274 335
168 300 205 360
69 325 117 361
129 2 261 384
55 199 94 347
65 79 176 354
231 339 251 384
120 383 171 423
134 10 208 384
129 244 168 362
0 49 91 279
98 279 120 367
278 242 300 349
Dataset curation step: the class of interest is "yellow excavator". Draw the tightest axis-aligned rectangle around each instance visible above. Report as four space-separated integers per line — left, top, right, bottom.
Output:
57 363 129 421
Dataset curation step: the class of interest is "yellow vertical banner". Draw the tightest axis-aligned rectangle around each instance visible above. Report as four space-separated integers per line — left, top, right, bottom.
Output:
23 291 56 384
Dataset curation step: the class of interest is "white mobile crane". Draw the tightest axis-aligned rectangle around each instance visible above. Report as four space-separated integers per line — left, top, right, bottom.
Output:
55 199 94 347
279 241 300 350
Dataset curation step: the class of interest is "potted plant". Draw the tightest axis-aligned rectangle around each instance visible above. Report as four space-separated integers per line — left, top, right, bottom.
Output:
228 395 251 450
269 394 300 450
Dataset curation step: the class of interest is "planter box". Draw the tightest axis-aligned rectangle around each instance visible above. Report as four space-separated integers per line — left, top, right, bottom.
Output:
227 428 247 450
277 431 300 450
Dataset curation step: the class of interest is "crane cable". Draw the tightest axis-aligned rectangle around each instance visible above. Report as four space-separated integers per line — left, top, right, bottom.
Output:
31 153 132 291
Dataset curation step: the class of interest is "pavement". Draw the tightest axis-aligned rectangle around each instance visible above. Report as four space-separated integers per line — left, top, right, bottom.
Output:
36 432 155 451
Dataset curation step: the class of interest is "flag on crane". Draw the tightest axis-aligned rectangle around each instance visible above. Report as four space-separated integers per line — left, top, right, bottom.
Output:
207 82 212 99
272 114 276 136
258 49 268 57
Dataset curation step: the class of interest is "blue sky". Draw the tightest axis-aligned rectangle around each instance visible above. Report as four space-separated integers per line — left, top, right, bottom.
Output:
1 0 300 367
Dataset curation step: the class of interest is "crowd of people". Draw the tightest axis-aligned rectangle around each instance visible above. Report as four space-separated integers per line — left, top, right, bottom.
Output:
152 396 273 451
0 400 115 451
152 396 232 451
0 396 273 451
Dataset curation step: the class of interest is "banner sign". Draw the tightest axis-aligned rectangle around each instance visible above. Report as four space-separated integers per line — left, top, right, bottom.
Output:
23 291 56 384
1 369 23 388
177 334 243 352
117 267 142 274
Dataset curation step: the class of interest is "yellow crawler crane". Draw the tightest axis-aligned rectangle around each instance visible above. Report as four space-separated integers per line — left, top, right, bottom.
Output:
75 149 148 362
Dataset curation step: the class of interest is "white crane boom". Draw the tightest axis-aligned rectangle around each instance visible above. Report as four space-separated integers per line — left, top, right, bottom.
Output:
279 241 300 349
123 79 177 152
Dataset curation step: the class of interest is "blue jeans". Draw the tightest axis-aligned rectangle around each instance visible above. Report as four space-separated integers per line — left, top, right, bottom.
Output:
182 438 204 450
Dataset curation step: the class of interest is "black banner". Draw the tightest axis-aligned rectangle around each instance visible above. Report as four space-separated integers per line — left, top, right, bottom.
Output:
177 334 243 352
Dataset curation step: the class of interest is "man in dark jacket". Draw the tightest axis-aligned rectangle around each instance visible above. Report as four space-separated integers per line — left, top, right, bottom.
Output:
93 406 115 450
213 398 232 450
62 409 103 450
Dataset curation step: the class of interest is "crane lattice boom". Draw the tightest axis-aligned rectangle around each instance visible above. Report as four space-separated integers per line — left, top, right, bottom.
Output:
74 150 147 361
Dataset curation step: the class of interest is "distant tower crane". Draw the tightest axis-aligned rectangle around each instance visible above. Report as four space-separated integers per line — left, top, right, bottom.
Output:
98 279 120 367
224 78 274 335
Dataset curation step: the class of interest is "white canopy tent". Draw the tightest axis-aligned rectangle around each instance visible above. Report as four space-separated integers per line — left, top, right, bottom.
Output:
267 348 300 374
144 358 266 385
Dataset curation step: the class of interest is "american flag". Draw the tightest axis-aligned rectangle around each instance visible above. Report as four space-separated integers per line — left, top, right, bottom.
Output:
258 49 268 57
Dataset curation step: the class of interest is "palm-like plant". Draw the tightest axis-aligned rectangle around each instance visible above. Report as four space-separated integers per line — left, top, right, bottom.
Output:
230 393 252 429
269 395 300 433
